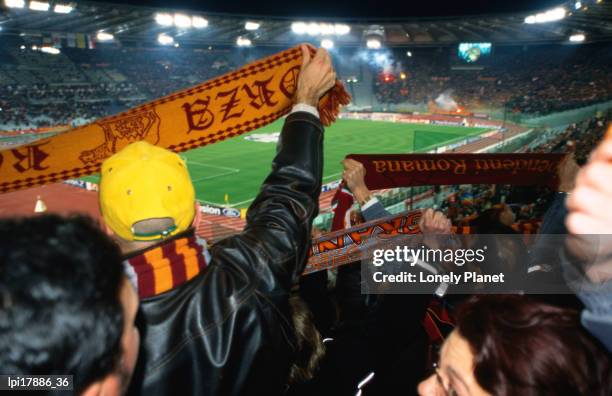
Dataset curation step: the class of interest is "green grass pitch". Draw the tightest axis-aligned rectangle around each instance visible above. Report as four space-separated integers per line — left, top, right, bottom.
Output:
85 119 488 207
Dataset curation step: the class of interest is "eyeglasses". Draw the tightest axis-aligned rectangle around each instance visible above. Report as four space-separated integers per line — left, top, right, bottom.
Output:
433 362 457 396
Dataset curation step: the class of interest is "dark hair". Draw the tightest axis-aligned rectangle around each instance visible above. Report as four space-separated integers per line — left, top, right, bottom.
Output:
471 205 515 234
288 294 325 384
0 215 125 393
456 295 612 396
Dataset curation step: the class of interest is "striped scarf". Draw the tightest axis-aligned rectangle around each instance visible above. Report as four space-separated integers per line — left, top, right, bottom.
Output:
123 234 211 299
0 45 350 194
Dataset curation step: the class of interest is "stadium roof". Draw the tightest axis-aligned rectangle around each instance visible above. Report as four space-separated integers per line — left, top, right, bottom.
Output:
1 0 611 47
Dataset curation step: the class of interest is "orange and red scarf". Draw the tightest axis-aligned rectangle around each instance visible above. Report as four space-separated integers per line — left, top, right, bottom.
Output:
124 234 210 299
0 45 350 193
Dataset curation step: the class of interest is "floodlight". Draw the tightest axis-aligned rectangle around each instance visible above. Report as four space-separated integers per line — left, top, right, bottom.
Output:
158 33 174 45
29 1 50 11
569 33 585 42
245 21 260 30
40 46 60 54
334 24 350 35
321 39 333 49
366 38 381 49
96 32 114 41
291 22 307 34
155 13 173 26
236 36 252 46
53 4 73 13
192 16 208 28
5 0 25 8
174 14 191 28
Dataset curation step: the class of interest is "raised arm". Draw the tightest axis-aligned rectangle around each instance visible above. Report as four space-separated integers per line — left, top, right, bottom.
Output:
212 45 336 293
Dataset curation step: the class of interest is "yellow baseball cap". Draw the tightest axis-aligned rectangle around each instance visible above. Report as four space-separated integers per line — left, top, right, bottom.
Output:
99 141 196 242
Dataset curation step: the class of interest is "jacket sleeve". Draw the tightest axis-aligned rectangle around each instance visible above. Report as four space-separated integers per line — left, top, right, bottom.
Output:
211 111 324 294
580 292 612 353
361 198 391 222
528 192 569 269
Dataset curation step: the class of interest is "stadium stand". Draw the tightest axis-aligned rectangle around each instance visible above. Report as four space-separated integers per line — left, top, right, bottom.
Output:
1 1 612 395
373 44 612 115
2 39 611 129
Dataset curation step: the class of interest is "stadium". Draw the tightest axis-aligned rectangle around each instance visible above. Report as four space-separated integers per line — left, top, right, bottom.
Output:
0 0 611 395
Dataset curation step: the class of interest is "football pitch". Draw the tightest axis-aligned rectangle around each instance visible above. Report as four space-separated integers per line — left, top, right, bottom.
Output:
85 119 488 207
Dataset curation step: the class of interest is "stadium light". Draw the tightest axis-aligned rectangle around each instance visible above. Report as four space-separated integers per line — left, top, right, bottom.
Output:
569 33 585 42
306 23 320 36
158 33 174 45
334 24 350 35
574 1 582 9
96 31 114 41
321 39 333 49
524 7 566 24
319 23 335 35
192 16 208 28
291 22 307 34
292 21 350 36
174 14 192 28
5 0 25 9
366 38 382 49
155 13 173 26
236 36 252 47
245 21 260 30
29 1 50 11
40 46 60 55
53 4 73 13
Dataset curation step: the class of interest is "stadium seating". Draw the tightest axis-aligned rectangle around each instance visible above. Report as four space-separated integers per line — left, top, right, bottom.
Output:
1 38 611 129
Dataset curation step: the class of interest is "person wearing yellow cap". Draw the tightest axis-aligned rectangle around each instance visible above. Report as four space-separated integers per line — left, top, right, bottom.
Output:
99 45 336 396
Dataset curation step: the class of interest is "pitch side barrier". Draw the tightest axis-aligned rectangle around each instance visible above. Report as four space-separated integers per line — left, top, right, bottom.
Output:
339 111 503 129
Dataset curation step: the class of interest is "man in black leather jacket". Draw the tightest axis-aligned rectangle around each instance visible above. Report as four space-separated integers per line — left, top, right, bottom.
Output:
98 45 337 395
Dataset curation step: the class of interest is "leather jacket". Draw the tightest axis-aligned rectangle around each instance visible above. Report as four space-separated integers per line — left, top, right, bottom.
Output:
127 112 323 395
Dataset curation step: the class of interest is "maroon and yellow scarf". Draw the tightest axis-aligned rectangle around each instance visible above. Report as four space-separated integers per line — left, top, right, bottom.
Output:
0 45 350 193
347 153 565 190
124 235 209 299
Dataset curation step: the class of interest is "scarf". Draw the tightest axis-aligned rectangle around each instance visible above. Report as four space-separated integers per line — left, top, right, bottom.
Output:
347 153 565 190
317 151 561 274
124 234 210 299
0 45 350 193
304 211 541 275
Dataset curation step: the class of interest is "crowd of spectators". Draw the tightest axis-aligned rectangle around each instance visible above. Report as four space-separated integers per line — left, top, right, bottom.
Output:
0 44 237 128
374 43 612 115
2 42 611 129
1 44 612 396
529 109 612 164
435 110 612 227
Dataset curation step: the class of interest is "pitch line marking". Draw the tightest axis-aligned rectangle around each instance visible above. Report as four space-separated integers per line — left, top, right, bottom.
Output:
183 159 241 173
323 172 342 181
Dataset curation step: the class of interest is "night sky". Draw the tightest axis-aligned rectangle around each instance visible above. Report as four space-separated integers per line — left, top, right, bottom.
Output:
114 0 566 18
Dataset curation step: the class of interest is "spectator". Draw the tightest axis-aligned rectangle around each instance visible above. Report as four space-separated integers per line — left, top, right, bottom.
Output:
319 158 450 394
98 45 336 395
565 128 612 351
418 295 612 396
0 215 139 395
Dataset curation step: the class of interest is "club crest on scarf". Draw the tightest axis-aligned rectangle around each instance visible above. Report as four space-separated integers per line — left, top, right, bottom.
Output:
79 109 161 164
0 45 350 193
